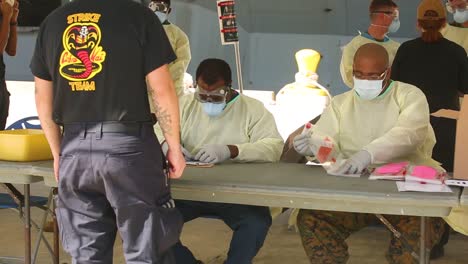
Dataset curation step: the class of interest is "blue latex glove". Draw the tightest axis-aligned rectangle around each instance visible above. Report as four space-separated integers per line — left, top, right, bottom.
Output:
194 145 231 164
293 133 326 156
335 150 372 175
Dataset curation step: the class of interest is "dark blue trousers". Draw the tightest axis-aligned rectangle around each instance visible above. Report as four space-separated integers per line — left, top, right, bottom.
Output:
57 122 181 264
172 200 272 264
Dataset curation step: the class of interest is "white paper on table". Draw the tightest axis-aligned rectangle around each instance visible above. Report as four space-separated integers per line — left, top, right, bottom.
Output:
327 171 362 178
396 182 453 193
186 161 214 168
369 174 405 181
306 161 322 166
307 159 362 177
405 175 444 185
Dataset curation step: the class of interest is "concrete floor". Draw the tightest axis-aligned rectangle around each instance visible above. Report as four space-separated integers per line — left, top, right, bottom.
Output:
1 183 468 264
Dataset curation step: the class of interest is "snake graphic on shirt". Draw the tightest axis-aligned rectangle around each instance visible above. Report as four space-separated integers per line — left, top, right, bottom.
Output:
59 22 106 82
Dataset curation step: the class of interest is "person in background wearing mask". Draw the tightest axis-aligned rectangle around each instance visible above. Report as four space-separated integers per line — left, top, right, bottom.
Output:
148 0 191 97
340 0 400 88
161 59 283 264
293 43 445 264
0 0 18 129
448 0 468 25
391 0 468 259
442 0 468 53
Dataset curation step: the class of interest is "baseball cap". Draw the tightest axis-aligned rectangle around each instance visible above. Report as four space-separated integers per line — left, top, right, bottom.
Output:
417 0 447 20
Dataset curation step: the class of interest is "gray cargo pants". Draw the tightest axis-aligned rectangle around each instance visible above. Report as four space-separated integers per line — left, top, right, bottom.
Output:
57 122 182 264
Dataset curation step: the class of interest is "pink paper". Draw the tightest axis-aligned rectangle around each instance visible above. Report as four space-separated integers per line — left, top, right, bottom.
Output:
375 162 409 175
411 166 438 179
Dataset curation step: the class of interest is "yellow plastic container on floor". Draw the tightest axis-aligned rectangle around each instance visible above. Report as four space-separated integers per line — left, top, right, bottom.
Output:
0 129 53 161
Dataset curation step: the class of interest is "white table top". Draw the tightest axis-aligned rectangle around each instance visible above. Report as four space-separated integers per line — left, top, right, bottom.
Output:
0 161 461 217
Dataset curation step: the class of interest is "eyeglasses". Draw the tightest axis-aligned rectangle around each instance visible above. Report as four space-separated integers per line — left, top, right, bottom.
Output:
194 86 229 104
353 69 388 81
148 1 169 13
372 9 399 19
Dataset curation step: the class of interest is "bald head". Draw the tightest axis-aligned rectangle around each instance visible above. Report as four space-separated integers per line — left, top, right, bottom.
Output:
353 43 390 82
354 43 389 67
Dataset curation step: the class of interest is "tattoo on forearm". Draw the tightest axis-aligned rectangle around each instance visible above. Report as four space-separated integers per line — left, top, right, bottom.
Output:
154 98 173 136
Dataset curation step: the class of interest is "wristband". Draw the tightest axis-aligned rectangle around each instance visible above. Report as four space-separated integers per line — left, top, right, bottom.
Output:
10 22 17 26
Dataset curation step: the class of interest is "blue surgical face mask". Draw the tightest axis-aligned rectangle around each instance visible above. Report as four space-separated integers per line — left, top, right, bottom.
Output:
454 9 468 23
155 12 168 23
202 102 226 117
388 18 400 33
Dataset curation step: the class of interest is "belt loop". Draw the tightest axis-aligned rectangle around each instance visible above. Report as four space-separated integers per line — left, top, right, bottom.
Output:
80 123 86 140
96 122 103 140
140 123 145 138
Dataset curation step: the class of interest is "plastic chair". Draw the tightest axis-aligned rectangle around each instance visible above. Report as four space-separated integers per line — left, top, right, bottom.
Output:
6 116 42 130
0 194 48 209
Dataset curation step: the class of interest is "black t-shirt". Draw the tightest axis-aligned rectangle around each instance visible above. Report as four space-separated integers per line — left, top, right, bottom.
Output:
391 38 468 113
30 0 176 124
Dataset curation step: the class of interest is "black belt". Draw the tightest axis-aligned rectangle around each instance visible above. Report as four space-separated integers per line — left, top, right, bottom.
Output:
63 122 153 134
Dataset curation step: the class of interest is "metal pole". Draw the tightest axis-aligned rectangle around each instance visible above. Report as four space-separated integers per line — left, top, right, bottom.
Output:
24 184 31 264
234 42 244 94
375 214 419 261
32 189 53 264
420 216 426 264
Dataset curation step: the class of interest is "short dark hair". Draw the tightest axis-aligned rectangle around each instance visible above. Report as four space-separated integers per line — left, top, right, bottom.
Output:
369 0 398 12
196 59 232 86
152 0 171 7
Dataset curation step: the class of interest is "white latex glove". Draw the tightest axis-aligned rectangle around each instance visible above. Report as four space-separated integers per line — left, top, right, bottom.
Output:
161 141 193 161
334 150 372 175
181 147 193 161
194 145 231 164
293 133 325 156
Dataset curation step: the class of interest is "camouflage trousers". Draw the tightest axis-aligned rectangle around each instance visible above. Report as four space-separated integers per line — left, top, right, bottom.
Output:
297 210 445 264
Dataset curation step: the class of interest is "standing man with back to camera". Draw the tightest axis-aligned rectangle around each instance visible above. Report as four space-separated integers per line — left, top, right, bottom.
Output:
30 0 185 262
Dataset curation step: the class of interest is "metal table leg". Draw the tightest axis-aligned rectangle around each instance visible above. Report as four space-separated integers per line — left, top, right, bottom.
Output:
420 216 426 264
32 189 54 264
24 184 31 264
